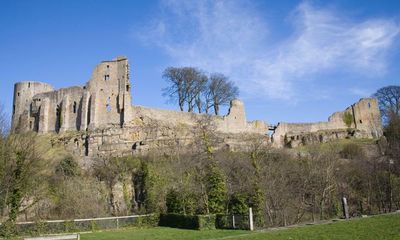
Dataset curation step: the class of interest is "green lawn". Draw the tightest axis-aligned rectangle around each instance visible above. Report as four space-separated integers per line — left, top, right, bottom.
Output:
81 213 400 240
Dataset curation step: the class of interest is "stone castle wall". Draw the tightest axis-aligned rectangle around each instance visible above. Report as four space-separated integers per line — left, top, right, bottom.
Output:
11 57 269 159
271 98 383 147
11 56 383 157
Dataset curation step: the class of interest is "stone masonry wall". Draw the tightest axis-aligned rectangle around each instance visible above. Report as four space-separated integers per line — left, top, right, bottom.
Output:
11 57 269 162
271 98 383 148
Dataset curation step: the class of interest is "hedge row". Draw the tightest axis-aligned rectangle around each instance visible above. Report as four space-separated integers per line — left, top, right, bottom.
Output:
216 214 249 230
159 214 216 230
0 214 159 238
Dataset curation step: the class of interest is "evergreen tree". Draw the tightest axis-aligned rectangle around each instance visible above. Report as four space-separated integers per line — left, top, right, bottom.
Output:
205 163 227 214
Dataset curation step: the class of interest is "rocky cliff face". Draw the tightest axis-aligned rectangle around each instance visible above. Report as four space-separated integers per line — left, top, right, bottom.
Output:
51 116 269 168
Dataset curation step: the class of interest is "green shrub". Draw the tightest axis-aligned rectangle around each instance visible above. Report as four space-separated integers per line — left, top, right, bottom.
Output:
166 189 184 214
216 214 250 230
198 215 216 230
90 220 97 232
140 214 160 227
341 143 364 159
159 214 216 230
56 155 80 177
33 220 48 236
133 215 159 227
343 112 353 128
206 164 227 214
0 220 17 238
64 221 77 233
229 193 248 215
216 214 230 229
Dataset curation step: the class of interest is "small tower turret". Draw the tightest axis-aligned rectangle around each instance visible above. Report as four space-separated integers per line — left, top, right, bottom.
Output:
12 81 53 132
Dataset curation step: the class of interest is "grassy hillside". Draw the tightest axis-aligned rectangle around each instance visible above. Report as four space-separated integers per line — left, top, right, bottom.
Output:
81 213 400 240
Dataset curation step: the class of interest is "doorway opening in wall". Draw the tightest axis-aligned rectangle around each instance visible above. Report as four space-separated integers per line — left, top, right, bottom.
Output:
120 108 124 128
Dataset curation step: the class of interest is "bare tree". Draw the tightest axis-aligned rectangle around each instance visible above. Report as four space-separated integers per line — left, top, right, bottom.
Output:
162 67 208 113
0 103 9 138
373 86 400 122
194 73 208 113
207 73 239 115
0 133 53 221
183 68 207 113
162 67 187 111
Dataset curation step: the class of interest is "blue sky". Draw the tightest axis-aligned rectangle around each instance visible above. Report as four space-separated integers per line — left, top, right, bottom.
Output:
0 0 399 124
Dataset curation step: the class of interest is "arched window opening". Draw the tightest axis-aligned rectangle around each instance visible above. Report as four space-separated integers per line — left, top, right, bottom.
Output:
106 97 112 112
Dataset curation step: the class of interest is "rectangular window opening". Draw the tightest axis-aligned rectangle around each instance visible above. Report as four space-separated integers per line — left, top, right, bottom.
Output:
73 101 77 113
104 75 110 81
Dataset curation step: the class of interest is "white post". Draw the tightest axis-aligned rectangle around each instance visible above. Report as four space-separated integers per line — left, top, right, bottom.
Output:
249 208 254 231
342 197 349 219
232 215 236 229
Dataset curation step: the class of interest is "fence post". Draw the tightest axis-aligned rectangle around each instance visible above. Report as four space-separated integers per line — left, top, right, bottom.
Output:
249 208 254 231
117 218 119 229
232 215 236 229
342 197 349 219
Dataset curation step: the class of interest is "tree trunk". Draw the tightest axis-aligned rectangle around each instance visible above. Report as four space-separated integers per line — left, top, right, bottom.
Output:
214 104 219 115
188 100 194 112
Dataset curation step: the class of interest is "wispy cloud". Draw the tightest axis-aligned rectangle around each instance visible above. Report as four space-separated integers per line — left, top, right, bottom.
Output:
349 87 372 97
139 0 400 100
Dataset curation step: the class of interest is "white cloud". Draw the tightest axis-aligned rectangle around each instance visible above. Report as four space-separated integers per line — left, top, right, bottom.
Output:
140 0 400 100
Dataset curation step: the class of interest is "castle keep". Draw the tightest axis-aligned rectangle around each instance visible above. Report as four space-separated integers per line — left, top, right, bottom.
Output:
12 56 133 133
11 57 383 158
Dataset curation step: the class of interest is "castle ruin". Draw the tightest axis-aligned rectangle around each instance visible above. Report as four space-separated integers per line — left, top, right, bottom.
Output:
11 56 383 159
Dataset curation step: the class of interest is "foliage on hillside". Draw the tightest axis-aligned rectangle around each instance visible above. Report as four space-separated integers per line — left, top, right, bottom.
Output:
0 100 400 237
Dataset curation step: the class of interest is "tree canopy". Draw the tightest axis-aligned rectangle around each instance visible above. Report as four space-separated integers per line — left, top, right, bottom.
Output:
162 67 239 115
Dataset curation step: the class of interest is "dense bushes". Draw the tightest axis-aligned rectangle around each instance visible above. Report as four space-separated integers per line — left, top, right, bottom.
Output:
159 214 215 230
1 108 400 233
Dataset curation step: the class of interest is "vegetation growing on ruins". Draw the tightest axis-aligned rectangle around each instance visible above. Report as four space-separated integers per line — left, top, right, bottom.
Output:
342 112 353 128
0 85 399 238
